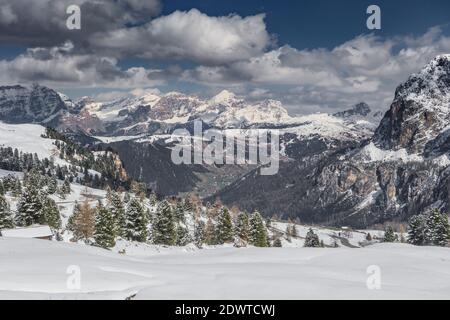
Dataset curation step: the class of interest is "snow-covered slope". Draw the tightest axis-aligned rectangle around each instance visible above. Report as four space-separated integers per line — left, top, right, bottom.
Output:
0 122 67 166
1 238 449 300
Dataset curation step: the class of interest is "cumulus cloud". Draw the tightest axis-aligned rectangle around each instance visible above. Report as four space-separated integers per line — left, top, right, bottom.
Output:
90 9 270 64
0 42 165 88
0 0 161 47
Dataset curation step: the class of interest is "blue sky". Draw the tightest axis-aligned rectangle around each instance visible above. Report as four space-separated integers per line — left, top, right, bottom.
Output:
0 0 449 114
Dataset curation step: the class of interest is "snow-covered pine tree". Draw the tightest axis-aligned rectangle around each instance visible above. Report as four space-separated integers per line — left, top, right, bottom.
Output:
0 194 13 229
425 209 450 247
107 191 125 237
249 211 268 247
16 186 43 226
304 228 320 247
383 226 397 243
94 201 116 248
176 224 191 246
272 237 282 247
194 220 206 248
62 178 71 194
47 176 57 194
235 212 250 242
0 180 4 196
216 207 234 244
408 214 426 246
12 179 22 197
173 200 186 223
152 200 176 245
124 197 149 242
41 197 61 229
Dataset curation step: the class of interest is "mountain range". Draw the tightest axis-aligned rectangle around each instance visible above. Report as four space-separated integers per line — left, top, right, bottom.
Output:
1 55 450 227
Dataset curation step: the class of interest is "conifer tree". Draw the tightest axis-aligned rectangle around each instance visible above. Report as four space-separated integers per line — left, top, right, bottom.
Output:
47 177 57 194
152 200 176 245
16 186 43 226
62 178 71 194
383 226 397 243
70 199 95 241
0 194 13 229
425 209 450 247
205 219 216 245
12 179 22 197
176 224 191 246
273 237 282 247
173 200 186 223
94 202 117 248
108 191 125 236
124 197 149 242
194 220 206 248
41 197 61 229
304 228 320 247
408 214 426 245
249 211 268 247
235 212 250 242
216 207 234 244
0 180 4 196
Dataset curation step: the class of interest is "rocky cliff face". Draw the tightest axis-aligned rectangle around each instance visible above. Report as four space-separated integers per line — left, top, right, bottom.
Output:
374 54 450 154
0 84 68 124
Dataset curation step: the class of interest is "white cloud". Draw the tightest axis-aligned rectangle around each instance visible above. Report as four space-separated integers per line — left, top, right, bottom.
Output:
0 42 165 89
91 9 271 65
183 27 450 112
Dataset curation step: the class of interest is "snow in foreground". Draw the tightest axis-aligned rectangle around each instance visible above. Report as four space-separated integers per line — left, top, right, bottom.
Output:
0 238 449 300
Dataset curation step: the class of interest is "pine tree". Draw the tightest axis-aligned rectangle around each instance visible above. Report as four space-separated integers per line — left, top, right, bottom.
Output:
408 214 426 245
16 186 43 226
235 212 250 242
12 179 22 197
249 211 268 247
273 237 282 247
194 220 206 248
205 218 216 245
216 207 234 244
383 226 397 243
366 232 373 241
70 199 96 241
0 180 4 196
425 209 450 247
47 177 57 194
0 195 13 229
94 202 117 248
176 224 191 246
304 228 320 247
41 197 61 229
173 201 186 223
152 200 176 245
124 197 149 242
108 191 125 237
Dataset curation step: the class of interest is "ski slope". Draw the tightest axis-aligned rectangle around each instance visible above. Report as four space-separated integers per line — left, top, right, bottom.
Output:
0 238 449 300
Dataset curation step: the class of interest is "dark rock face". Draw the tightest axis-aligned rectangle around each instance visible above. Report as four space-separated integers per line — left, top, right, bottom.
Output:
0 84 68 123
374 55 450 153
333 102 371 118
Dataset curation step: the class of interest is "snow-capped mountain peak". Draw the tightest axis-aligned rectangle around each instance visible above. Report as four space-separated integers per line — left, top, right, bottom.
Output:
209 90 240 106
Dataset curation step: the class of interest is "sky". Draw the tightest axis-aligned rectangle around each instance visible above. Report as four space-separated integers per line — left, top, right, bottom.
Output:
0 0 449 114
